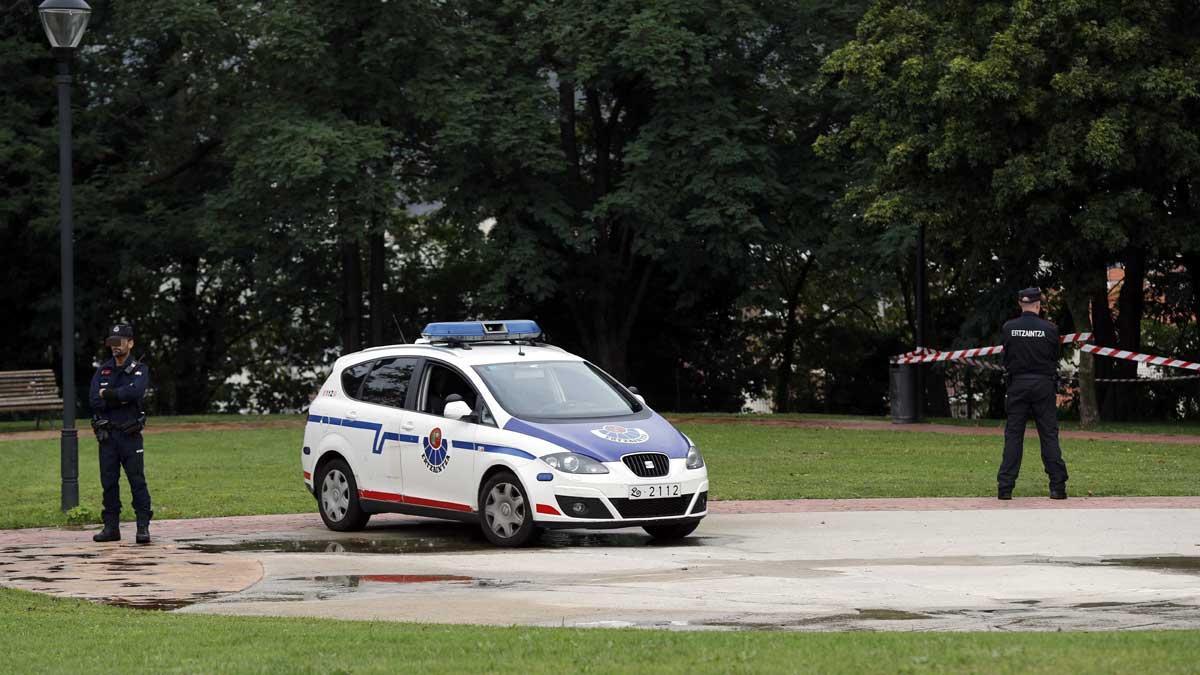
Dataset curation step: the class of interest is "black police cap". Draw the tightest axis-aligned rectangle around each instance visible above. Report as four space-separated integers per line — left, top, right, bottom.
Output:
1018 287 1042 303
105 323 135 345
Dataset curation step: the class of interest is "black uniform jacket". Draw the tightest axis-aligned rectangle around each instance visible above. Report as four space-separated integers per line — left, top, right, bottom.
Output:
89 357 150 427
1001 311 1059 378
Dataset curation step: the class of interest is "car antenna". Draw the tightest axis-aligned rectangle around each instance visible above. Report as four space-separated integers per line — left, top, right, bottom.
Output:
391 314 407 344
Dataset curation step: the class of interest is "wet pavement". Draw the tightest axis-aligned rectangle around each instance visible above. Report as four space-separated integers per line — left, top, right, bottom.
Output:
2 499 1199 631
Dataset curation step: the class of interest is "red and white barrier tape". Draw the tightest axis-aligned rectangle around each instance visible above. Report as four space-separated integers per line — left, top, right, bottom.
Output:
1079 344 1200 372
892 333 1092 364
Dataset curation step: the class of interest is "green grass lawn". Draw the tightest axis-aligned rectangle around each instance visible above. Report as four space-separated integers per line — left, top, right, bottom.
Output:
2 589 1198 674
668 412 1200 436
2 420 1198 529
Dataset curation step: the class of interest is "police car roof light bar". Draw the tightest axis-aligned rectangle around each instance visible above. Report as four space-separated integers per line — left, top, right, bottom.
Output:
420 320 542 344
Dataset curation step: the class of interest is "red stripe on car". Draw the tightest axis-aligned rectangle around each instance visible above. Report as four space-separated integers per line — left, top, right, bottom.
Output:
358 489 474 513
536 503 561 516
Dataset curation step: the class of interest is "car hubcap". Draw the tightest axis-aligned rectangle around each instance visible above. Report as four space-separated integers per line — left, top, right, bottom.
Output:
322 469 350 522
485 482 525 539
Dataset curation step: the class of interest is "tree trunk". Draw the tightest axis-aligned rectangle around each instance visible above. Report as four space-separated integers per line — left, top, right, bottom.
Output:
368 231 386 347
1105 249 1145 420
773 299 801 413
1185 252 1200 350
173 255 203 414
340 237 363 354
1064 286 1098 428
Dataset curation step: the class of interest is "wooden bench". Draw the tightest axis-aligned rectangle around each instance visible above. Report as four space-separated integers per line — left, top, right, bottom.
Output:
0 369 64 428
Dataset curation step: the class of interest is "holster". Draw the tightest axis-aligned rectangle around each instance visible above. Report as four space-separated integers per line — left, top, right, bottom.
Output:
90 415 110 442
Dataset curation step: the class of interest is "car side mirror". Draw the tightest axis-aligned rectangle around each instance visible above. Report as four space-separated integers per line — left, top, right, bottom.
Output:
443 399 473 421
628 386 646 406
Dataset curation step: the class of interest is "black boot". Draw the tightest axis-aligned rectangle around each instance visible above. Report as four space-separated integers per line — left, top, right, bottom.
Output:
136 522 150 544
93 525 120 542
1050 488 1067 500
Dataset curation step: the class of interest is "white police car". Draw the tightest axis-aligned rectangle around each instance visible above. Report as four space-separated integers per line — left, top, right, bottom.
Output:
301 320 709 546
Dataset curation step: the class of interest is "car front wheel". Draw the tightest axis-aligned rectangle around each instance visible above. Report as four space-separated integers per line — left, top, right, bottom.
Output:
479 472 535 547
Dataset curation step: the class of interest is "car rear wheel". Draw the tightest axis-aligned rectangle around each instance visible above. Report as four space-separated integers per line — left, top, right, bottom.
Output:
643 521 699 540
318 459 370 532
479 472 535 547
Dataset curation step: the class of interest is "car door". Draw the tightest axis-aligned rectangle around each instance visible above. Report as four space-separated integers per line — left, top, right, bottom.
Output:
353 356 419 498
403 360 479 513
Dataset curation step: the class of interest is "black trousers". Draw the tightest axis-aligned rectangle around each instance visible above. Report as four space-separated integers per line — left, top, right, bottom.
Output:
999 375 1068 492
98 431 153 527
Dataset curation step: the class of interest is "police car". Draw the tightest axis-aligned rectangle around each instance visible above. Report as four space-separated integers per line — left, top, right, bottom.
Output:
301 320 709 546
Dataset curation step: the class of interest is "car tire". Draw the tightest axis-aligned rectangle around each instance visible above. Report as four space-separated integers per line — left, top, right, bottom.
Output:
643 521 699 540
317 458 370 532
479 472 535 547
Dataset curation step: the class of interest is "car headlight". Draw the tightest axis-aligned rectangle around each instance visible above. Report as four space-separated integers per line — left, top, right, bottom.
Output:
686 446 705 469
541 452 609 474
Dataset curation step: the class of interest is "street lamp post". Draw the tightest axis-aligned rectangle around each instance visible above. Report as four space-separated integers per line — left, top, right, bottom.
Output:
38 0 91 512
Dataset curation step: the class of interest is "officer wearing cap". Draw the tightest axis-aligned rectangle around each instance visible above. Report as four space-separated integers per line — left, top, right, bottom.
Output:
88 323 153 543
998 288 1069 500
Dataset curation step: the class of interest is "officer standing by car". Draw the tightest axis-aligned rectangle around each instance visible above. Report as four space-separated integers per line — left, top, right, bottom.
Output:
88 323 153 543
998 288 1069 500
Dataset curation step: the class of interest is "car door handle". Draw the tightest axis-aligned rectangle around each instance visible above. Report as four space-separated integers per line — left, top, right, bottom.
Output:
345 410 358 420
401 421 415 431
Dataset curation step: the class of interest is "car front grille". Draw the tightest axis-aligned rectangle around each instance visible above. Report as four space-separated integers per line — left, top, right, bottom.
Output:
621 452 670 478
609 494 693 519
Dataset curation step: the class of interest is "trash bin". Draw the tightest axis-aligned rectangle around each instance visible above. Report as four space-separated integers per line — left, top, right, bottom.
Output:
889 363 918 423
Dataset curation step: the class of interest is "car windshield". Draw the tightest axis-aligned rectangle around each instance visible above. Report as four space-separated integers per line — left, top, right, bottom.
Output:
473 361 638 419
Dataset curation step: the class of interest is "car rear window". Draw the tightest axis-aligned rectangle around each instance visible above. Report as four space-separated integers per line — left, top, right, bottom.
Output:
340 361 372 398
359 357 417 408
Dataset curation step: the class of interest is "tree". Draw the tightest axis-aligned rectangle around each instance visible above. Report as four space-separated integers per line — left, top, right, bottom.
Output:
417 0 781 380
820 0 1200 424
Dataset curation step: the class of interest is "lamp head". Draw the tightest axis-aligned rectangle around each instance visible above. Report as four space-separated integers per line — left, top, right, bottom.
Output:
38 0 91 49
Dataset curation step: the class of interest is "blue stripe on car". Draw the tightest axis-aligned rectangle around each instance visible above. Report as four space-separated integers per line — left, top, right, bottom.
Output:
479 444 536 460
306 415 533 459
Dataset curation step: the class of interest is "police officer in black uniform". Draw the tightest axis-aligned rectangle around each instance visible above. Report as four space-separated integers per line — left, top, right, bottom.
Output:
89 323 153 543
998 288 1069 500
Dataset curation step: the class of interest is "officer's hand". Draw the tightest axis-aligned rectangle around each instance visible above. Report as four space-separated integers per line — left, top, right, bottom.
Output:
100 388 118 402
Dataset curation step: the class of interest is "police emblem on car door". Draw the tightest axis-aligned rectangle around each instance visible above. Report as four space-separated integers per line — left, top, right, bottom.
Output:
404 362 478 510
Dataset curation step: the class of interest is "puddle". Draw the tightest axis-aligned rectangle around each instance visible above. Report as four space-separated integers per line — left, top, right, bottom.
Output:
854 608 931 620
1075 601 1134 608
8 576 79 583
102 591 223 611
284 574 475 586
181 537 490 555
1099 556 1200 574
536 531 713 548
180 528 716 556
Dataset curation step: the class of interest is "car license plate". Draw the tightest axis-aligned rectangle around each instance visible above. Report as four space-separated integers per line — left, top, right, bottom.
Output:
628 483 681 500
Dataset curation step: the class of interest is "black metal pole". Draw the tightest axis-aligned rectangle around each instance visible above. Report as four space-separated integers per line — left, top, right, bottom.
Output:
914 222 926 421
57 49 78 512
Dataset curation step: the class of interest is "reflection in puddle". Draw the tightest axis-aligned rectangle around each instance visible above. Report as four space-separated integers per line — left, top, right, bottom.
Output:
179 524 715 556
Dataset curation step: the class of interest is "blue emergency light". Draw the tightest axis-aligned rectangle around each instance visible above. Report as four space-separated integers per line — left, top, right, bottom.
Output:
420 320 542 342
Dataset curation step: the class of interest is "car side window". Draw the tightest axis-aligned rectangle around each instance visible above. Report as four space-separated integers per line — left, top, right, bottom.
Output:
420 363 478 416
479 403 496 427
340 361 373 399
359 357 417 408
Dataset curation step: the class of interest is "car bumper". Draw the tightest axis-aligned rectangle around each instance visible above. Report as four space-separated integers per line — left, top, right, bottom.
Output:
522 463 709 528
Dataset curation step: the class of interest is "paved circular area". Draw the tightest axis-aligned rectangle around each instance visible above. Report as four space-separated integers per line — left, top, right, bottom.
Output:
3 498 1199 631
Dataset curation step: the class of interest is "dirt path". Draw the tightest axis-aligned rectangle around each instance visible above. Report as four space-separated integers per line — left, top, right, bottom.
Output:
3 416 1198 446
